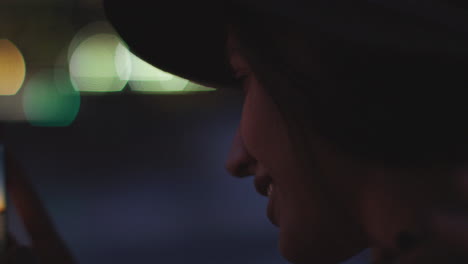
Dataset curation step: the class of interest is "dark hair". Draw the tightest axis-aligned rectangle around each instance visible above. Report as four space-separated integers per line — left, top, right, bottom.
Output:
227 6 468 169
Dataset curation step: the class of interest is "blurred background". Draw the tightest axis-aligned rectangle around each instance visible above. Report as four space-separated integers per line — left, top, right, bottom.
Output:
0 0 370 263
0 145 5 260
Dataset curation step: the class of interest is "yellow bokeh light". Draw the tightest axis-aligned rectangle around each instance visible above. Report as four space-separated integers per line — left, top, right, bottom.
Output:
0 39 26 96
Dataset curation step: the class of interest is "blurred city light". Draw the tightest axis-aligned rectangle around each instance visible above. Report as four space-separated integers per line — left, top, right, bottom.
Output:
182 83 217 93
69 33 129 92
68 21 216 94
114 43 132 81
67 21 115 62
0 39 26 96
122 45 215 94
128 52 189 93
23 69 80 127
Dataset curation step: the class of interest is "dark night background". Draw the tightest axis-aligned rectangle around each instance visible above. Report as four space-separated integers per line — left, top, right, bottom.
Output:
5 90 288 264
1 0 370 263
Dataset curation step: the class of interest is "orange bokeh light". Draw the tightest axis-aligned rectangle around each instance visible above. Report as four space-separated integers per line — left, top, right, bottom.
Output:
0 39 26 96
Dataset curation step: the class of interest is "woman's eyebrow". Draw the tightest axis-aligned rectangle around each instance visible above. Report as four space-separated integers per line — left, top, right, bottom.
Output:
226 48 242 70
226 45 250 71
227 47 240 58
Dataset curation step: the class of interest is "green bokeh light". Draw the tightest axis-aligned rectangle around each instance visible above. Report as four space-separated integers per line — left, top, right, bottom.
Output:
69 34 129 92
23 69 80 127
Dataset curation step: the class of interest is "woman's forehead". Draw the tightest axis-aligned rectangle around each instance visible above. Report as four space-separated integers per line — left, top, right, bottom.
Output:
226 31 240 57
225 31 247 68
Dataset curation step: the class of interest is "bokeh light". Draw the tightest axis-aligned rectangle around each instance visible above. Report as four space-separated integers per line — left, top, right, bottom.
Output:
69 33 129 92
67 21 115 62
23 69 81 127
0 39 26 96
114 43 132 81
68 21 216 94
115 43 214 94
114 43 187 93
182 82 217 93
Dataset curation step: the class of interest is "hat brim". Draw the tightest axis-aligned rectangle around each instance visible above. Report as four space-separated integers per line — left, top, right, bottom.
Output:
105 0 468 90
104 0 238 89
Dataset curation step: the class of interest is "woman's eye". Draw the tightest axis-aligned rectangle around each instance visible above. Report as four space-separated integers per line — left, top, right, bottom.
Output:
233 72 249 93
234 72 248 82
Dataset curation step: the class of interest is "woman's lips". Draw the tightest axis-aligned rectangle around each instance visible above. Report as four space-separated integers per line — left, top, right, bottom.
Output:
253 176 279 226
267 184 279 227
254 175 273 197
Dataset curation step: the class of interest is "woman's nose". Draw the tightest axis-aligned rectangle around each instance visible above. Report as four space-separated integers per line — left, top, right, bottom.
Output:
225 127 256 178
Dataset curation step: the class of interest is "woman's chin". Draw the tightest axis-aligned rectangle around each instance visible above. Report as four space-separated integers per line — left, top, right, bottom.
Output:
277 230 326 264
278 227 364 264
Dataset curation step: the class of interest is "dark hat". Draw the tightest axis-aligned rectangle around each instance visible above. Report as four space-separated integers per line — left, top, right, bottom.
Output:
104 0 468 88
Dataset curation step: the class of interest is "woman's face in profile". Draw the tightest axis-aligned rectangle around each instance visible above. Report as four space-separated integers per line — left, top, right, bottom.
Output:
224 31 370 264
223 29 462 264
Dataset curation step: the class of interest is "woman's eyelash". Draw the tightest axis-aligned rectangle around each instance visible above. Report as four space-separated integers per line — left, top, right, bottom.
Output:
233 71 248 81
233 72 249 93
